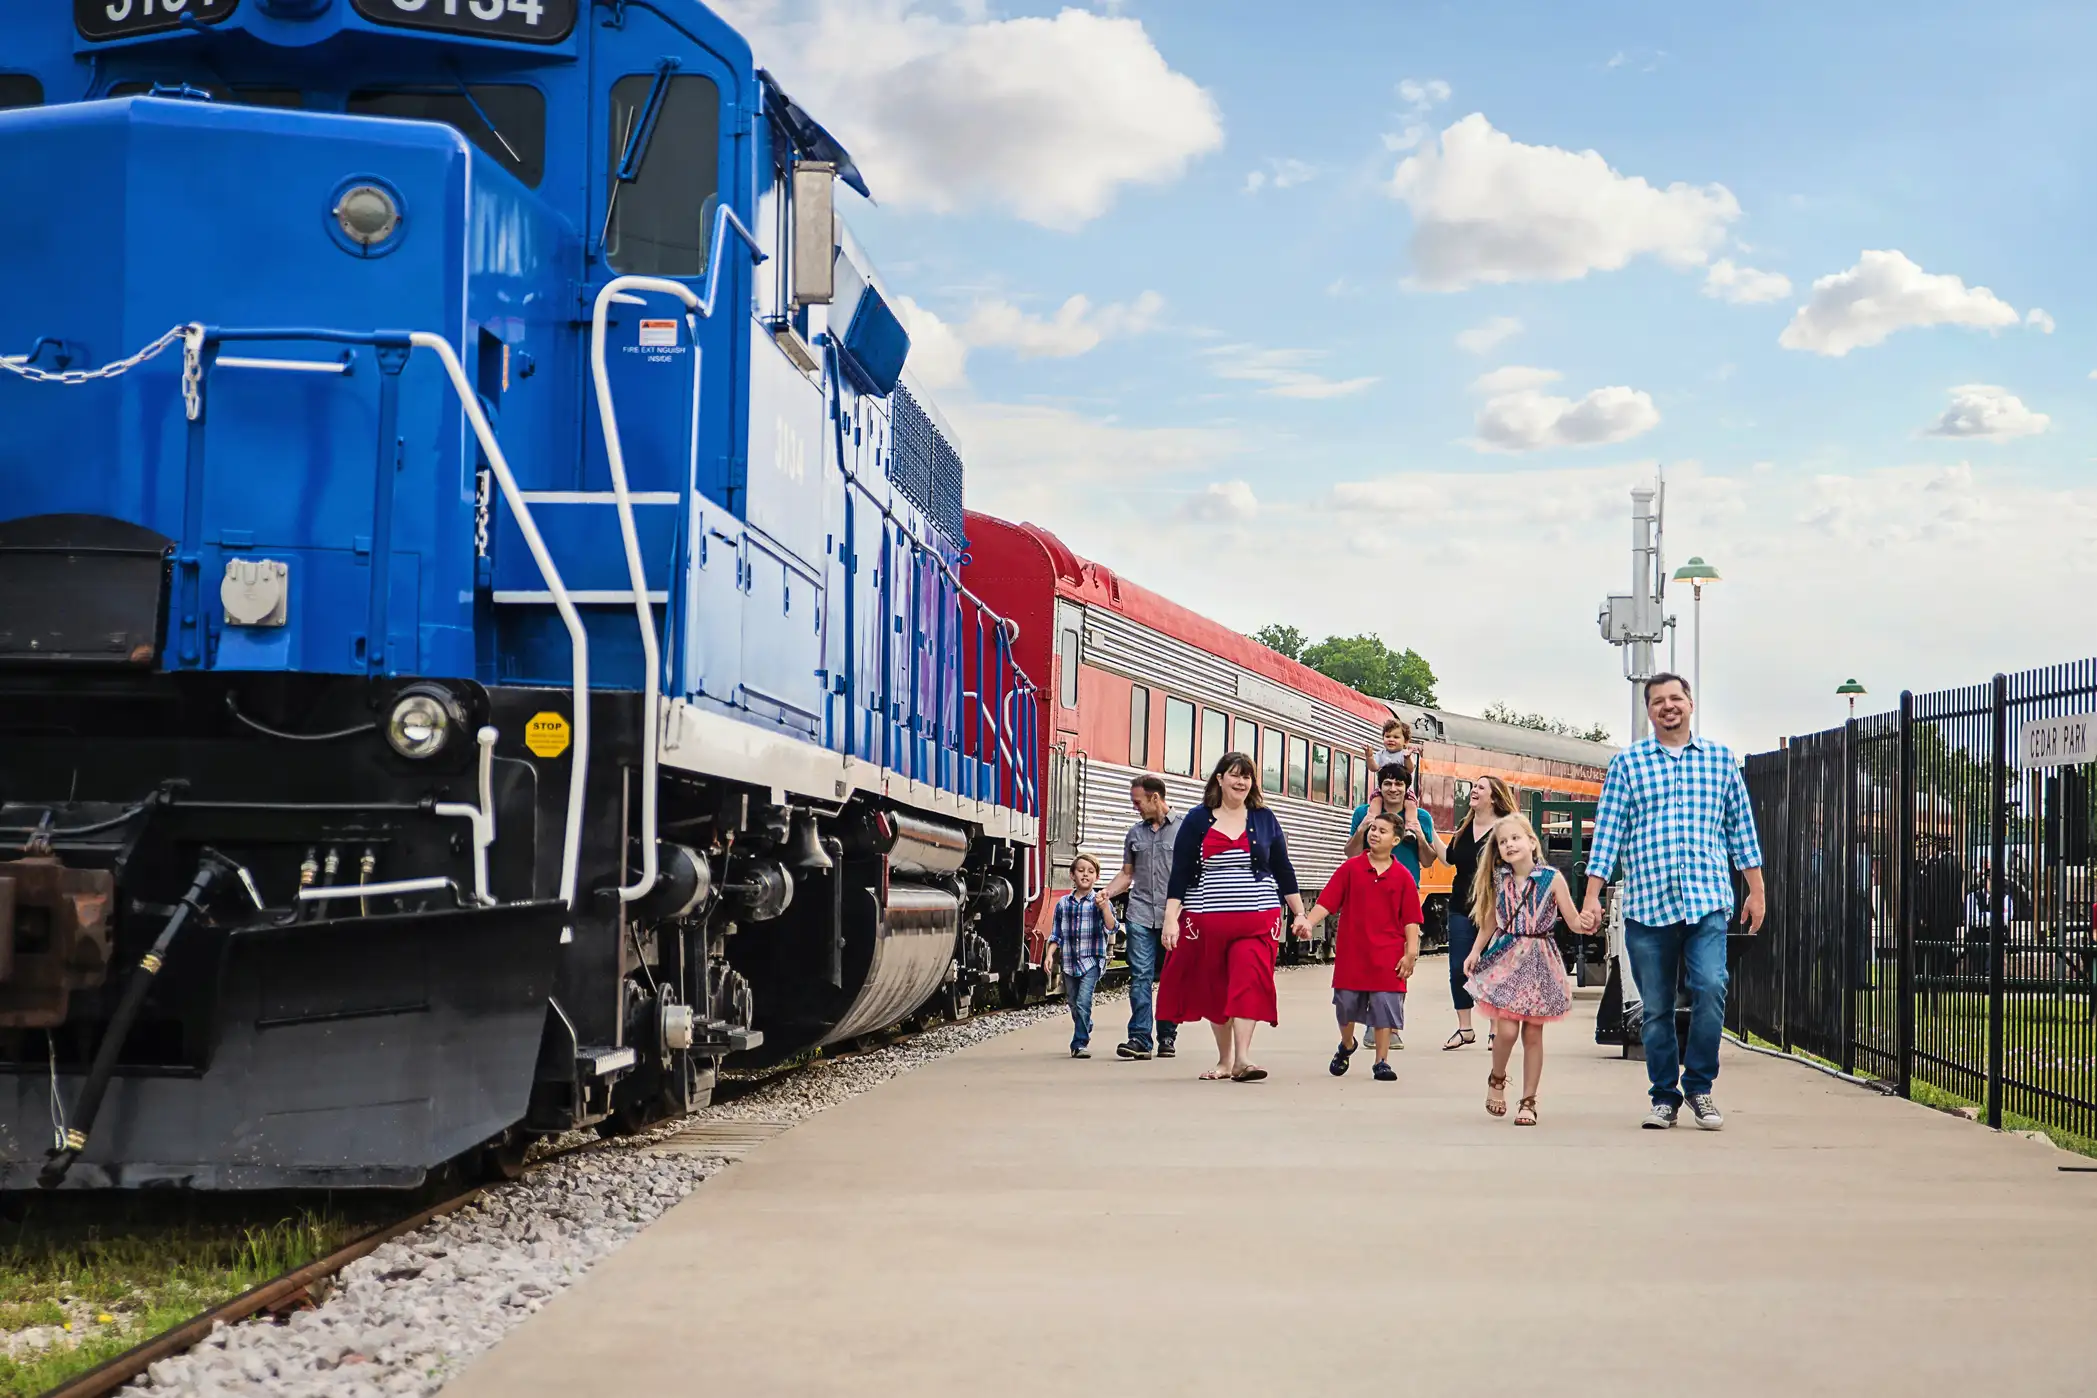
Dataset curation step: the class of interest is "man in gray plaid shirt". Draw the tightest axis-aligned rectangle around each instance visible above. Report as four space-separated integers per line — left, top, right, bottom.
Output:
1584 673 1766 1132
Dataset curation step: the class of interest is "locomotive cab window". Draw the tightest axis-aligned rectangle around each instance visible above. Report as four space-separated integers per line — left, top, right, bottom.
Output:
1056 624 1079 708
109 82 302 108
1164 697 1196 777
0 75 43 109
1128 686 1150 767
604 72 721 277
349 85 545 187
1261 727 1284 794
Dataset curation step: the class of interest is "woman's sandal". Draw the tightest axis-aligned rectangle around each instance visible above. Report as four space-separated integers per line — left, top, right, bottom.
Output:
1442 1028 1476 1051
1199 1068 1232 1081
1485 1071 1508 1117
1231 1065 1268 1082
1514 1096 1538 1127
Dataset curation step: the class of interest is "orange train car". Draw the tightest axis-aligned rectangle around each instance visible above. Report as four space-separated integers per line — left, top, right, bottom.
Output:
962 514 1616 953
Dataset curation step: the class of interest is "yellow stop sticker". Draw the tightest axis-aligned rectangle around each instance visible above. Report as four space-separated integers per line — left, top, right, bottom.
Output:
525 712 571 759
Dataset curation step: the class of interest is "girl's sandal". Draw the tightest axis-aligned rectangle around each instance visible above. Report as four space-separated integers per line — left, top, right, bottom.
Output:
1442 1028 1476 1051
1514 1096 1538 1127
1485 1072 1508 1117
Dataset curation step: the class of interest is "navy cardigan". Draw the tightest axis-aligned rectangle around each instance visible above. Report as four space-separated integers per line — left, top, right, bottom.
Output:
1165 804 1301 903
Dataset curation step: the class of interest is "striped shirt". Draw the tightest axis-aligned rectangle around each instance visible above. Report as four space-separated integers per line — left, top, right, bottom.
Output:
1050 893 1112 976
1587 735 1763 927
1184 827 1282 915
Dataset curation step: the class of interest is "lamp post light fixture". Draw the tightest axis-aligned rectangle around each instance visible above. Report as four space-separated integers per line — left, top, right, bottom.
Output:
1837 677 1867 720
1671 556 1721 733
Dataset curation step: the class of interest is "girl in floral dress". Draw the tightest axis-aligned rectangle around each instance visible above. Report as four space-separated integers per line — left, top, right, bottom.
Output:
1463 815 1579 1125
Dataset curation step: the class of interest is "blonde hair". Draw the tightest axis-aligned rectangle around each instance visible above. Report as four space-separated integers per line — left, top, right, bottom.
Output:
1470 814 1544 929
1070 853 1101 879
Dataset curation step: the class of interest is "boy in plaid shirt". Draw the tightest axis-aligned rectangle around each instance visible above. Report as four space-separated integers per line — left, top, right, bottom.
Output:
1036 854 1119 1058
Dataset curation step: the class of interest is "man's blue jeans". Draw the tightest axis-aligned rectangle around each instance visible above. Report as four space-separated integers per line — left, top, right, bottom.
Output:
1066 964 1102 1050
1123 924 1175 1050
1624 910 1731 1105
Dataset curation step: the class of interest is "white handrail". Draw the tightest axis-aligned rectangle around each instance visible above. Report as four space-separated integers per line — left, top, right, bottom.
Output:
588 205 763 904
410 332 589 909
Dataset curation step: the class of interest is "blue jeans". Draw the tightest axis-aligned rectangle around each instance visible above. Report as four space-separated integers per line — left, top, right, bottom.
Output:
1066 964 1102 1050
1446 912 1479 1011
1123 924 1176 1050
1624 910 1731 1104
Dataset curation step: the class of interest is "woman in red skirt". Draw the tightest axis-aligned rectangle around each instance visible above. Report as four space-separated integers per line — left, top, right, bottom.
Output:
1158 751 1308 1081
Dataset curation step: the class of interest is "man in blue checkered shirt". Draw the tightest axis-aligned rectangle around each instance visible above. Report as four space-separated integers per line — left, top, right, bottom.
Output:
1582 673 1766 1132
1037 854 1118 1058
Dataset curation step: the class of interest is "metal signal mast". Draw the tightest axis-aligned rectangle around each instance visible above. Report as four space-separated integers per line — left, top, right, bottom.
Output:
1596 470 1675 743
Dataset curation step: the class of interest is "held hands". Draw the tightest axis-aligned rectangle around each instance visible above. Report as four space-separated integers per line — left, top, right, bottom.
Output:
1578 896 1603 935
1288 914 1312 941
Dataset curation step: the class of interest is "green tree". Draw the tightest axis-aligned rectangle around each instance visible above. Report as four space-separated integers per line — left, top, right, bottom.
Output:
1483 701 1611 744
1250 624 1307 661
1299 634 1440 706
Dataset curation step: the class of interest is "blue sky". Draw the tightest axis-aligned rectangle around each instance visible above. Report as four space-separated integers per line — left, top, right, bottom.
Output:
732 0 2097 751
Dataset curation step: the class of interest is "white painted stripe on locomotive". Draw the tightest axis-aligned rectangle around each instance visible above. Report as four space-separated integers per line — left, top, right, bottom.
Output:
1074 759 1357 901
517 491 682 506
658 699 1037 844
1079 605 1385 756
491 590 670 604
216 356 354 375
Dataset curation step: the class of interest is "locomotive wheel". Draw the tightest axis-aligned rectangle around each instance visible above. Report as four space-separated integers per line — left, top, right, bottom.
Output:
479 1129 533 1181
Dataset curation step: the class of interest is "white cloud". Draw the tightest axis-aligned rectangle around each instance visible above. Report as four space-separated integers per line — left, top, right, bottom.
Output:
893 296 970 390
894 288 1163 389
1779 250 2024 356
1389 114 1739 290
951 399 1245 527
1455 315 1524 354
728 1 1223 229
1921 384 2050 441
1468 367 1659 452
962 291 1164 359
2027 307 2056 334
1383 76 1452 153
1207 346 1379 400
1702 258 1792 304
1243 157 1318 194
1182 480 1260 523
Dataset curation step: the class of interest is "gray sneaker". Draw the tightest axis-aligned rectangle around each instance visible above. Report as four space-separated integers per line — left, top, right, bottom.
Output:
1642 1099 1680 1130
1687 1094 1724 1130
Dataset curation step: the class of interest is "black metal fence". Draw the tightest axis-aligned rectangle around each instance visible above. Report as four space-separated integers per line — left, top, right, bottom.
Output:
1733 658 2097 1142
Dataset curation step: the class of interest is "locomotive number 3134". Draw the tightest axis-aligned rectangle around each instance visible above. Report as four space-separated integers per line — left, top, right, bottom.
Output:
351 0 578 42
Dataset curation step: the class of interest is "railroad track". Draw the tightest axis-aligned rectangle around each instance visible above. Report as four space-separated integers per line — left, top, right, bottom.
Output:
29 995 1076 1398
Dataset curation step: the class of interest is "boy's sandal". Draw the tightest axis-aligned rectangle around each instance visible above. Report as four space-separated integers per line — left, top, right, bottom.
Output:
1485 1071 1509 1118
1329 1042 1357 1076
1514 1096 1538 1127
1442 1028 1476 1051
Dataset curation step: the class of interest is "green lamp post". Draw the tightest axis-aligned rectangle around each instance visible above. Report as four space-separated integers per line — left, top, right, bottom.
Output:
1671 556 1721 733
1837 677 1867 720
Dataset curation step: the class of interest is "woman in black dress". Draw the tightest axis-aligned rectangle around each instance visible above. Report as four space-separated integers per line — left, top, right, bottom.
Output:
1442 775 1518 1050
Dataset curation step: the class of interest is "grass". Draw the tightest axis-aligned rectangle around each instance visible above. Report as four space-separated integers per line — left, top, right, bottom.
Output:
0 1195 400 1397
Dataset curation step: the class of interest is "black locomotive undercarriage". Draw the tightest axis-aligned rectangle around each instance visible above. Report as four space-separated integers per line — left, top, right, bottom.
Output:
0 670 1027 1189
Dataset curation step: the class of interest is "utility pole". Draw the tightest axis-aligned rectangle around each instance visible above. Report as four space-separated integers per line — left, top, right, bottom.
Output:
1596 470 1671 743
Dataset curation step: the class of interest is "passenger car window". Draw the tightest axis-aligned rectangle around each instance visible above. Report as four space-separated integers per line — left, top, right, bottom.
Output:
1311 744 1330 803
605 73 721 276
1199 708 1228 776
1335 753 1351 808
1128 686 1149 767
1287 735 1309 799
0 76 44 109
348 85 545 187
1056 624 1080 709
1261 728 1284 794
1164 698 1196 777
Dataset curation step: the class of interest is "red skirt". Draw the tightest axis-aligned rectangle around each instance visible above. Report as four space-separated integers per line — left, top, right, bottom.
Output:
1157 910 1281 1026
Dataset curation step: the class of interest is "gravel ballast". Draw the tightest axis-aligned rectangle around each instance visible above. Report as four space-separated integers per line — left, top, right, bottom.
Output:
124 995 1096 1398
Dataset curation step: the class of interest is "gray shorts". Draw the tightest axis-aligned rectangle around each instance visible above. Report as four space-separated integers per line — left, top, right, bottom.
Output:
1333 989 1406 1031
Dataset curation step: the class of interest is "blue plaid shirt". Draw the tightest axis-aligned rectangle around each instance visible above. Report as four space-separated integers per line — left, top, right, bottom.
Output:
1050 892 1112 976
1587 735 1763 926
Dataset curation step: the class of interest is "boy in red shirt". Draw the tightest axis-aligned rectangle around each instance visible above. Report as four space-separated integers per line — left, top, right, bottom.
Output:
1304 811 1423 1081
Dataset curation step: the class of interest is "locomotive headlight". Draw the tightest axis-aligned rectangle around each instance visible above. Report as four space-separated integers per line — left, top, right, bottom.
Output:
386 686 461 760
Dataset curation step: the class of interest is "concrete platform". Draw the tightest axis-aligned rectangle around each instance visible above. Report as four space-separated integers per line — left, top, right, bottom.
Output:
445 964 2097 1398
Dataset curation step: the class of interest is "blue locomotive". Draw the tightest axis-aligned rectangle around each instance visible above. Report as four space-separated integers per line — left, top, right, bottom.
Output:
0 0 1040 1188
